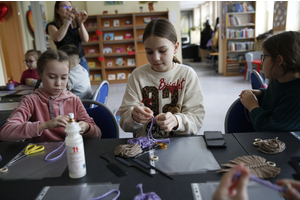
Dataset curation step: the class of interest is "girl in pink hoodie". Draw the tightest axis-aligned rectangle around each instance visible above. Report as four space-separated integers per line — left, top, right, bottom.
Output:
0 50 101 141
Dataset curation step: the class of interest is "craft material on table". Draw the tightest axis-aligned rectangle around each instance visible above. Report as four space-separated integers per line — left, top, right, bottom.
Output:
35 183 120 200
132 158 173 180
191 182 284 200
115 156 153 177
253 137 285 154
218 155 280 178
0 142 67 180
148 136 220 175
100 153 128 177
0 144 45 173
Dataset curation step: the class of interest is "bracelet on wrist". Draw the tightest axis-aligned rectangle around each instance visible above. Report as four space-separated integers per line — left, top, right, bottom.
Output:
64 19 71 25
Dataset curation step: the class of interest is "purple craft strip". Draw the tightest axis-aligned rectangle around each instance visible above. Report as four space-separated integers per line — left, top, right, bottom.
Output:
45 141 66 162
233 171 287 193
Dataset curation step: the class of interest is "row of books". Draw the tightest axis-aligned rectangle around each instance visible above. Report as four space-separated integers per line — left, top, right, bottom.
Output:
88 59 136 68
226 28 255 39
103 45 134 54
107 73 130 80
226 15 254 26
227 2 255 13
104 32 133 41
89 73 130 81
107 58 135 67
227 41 255 51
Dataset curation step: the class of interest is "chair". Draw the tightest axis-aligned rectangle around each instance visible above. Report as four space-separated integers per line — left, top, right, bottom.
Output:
90 80 109 108
224 98 256 133
244 51 262 81
251 70 268 89
81 99 119 138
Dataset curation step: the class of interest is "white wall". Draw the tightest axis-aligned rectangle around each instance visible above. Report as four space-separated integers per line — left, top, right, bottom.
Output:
286 1 300 31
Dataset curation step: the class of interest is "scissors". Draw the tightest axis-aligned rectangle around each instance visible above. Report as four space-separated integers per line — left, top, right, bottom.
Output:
0 144 45 173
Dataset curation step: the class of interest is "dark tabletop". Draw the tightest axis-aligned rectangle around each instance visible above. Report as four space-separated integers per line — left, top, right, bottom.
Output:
0 134 248 200
232 132 300 182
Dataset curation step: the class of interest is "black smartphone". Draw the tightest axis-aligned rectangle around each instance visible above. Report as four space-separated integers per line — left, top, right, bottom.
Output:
204 131 227 148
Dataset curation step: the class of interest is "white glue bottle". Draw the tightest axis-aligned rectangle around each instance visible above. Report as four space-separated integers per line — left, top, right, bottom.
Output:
65 113 86 179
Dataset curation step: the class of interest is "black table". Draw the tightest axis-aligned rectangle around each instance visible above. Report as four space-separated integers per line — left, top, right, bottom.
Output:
232 132 300 181
0 134 247 200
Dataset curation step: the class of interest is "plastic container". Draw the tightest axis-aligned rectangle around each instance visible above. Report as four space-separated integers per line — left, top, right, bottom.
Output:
65 113 86 179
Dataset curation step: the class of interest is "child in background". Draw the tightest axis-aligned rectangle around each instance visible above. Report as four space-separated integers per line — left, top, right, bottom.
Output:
20 50 41 86
119 18 205 137
240 31 300 132
58 44 92 99
0 49 101 141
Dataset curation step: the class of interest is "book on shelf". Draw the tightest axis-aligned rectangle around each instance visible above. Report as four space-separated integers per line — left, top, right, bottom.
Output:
114 35 123 40
127 58 135 66
124 32 132 39
116 57 125 66
88 62 96 68
115 47 124 53
104 33 114 41
117 73 126 80
107 60 113 67
113 19 120 26
89 75 93 81
94 74 102 81
91 33 99 41
126 45 135 52
104 21 110 27
103 46 112 53
87 48 96 54
108 74 116 80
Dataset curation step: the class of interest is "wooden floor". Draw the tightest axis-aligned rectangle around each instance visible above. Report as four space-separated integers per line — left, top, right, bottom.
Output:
92 61 251 138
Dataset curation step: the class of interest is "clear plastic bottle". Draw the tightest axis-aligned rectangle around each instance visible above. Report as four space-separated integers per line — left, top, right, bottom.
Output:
65 113 86 178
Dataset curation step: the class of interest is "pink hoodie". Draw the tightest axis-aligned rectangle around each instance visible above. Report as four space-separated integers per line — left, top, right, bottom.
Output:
0 88 101 141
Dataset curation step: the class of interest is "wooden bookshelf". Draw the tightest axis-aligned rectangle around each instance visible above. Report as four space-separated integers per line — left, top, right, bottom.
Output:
83 12 169 84
221 2 256 76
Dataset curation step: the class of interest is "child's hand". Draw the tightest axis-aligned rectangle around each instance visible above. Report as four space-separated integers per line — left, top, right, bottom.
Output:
25 78 35 87
239 89 262 98
40 115 69 131
155 112 178 132
78 121 89 134
213 163 250 200
240 91 259 112
131 106 153 124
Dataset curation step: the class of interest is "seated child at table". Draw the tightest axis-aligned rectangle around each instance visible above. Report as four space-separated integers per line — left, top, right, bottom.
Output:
58 44 92 99
239 31 300 132
20 50 41 86
118 18 205 137
0 49 101 141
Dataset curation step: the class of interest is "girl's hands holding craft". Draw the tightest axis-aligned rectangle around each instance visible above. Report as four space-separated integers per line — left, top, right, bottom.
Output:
78 121 90 134
213 163 250 200
39 115 69 131
239 90 259 112
155 112 178 132
132 106 153 124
